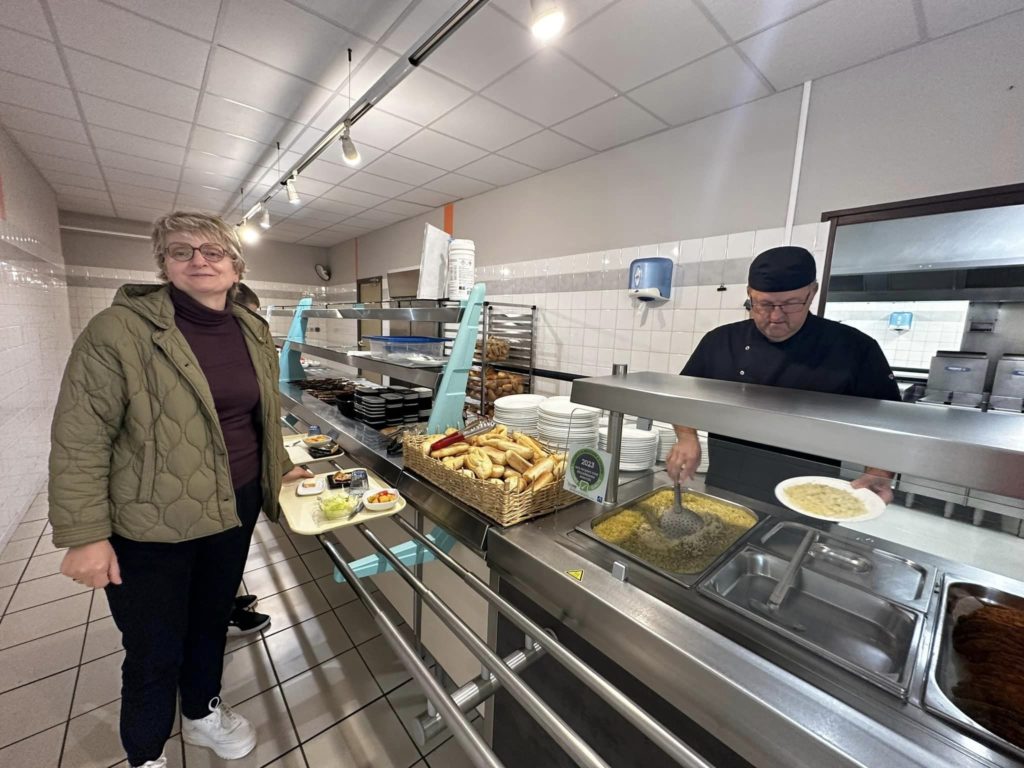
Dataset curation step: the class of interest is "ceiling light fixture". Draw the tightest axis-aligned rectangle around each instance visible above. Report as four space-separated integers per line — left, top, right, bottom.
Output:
239 219 260 244
530 0 565 41
286 176 300 205
340 124 361 167
259 202 271 229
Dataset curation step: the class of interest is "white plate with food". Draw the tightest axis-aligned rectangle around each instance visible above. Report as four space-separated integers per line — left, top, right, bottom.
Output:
774 476 886 523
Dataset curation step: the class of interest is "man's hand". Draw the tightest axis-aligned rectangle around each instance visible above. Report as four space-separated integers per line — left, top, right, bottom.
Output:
666 429 701 482
851 468 895 504
282 466 315 483
61 540 121 589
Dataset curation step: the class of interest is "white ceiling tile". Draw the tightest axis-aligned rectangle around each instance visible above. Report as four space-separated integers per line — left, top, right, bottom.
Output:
456 154 538 185
376 199 435 216
115 203 171 221
701 0 825 40
286 176 338 198
107 167 181 191
219 0 359 90
32 155 102 179
98 149 183 180
310 94 353 132
0 28 67 86
283 207 337 225
0 71 79 118
4 0 53 39
383 0 458 52
189 126 268 164
322 186 389 207
52 184 110 202
363 153 446 186
342 214 393 229
323 224 367 239
354 208 406 223
348 48 402 97
398 188 455 207
79 94 192 147
629 47 770 126
561 0 726 91
423 7 537 90
104 0 221 39
64 49 199 119
345 109 421 151
739 0 921 91
0 104 88 144
57 197 116 216
8 131 94 163
291 0 410 40
90 126 186 166
51 0 209 87
391 129 487 170
301 157 358 186
492 0 618 33
39 170 105 189
430 96 541 151
920 0 1024 37
344 172 414 197
110 191 176 210
483 48 615 125
107 182 176 203
425 173 494 198
297 233 345 246
206 49 332 124
304 197 365 217
177 181 233 199
553 97 665 150
197 95 300 145
184 150 266 179
497 129 593 170
377 67 471 125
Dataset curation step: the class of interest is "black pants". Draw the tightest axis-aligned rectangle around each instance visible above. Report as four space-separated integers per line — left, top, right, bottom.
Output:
105 480 262 766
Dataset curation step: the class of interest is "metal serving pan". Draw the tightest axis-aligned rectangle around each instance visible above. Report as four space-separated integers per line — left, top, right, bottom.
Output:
574 487 764 589
924 577 1024 762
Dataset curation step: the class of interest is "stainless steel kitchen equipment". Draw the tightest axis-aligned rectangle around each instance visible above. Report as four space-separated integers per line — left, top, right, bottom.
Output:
989 354 1024 412
919 350 989 407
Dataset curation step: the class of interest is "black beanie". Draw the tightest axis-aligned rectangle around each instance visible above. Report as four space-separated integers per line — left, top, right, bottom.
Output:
748 246 816 292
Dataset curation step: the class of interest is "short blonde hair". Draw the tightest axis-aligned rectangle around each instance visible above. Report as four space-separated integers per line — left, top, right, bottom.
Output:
152 211 246 282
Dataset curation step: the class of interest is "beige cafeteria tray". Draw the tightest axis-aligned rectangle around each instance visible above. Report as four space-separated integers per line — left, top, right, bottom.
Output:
283 433 343 464
279 467 406 535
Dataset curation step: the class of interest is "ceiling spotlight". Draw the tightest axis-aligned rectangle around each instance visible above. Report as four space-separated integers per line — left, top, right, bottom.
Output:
286 176 300 205
530 0 565 41
259 203 271 229
239 220 260 245
340 124 361 167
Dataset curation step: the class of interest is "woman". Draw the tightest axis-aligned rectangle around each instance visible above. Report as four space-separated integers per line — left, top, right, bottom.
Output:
49 211 311 768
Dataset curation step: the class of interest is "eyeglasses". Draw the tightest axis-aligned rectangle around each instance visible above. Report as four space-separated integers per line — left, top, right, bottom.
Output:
746 293 812 315
165 243 229 262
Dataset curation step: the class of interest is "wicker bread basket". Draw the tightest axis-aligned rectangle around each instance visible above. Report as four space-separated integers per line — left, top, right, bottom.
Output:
403 433 578 527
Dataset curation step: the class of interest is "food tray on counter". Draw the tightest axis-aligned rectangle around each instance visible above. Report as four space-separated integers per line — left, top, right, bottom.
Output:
284 434 343 464
924 577 1024 761
279 466 406 535
403 433 578 527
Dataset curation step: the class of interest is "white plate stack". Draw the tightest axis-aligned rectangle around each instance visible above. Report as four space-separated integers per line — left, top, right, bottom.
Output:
493 393 546 436
652 422 677 463
598 426 659 472
537 397 600 453
697 430 710 473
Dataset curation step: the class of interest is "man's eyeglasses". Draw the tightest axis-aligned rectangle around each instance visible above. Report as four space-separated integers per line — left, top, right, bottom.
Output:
165 243 229 262
745 293 813 315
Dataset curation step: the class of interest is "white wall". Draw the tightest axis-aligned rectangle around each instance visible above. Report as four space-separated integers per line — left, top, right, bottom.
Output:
0 125 70 550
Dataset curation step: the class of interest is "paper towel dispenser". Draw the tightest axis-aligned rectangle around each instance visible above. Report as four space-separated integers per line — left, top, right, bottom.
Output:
628 257 673 302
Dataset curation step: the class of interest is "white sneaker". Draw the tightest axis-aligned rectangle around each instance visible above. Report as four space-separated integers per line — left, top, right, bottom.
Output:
182 697 256 759
132 757 166 768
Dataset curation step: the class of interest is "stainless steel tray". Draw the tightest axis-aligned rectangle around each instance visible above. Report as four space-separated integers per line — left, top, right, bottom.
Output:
924 577 1024 761
756 522 937 613
574 487 763 589
701 547 923 697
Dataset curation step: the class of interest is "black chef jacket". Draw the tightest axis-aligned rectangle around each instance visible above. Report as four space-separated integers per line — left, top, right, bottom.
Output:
680 314 900 503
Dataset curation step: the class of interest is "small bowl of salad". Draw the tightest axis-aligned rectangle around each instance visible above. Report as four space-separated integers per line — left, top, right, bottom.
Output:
318 491 358 521
362 488 400 511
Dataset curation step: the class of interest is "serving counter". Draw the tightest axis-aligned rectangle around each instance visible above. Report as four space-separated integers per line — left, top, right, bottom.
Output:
278 377 1024 768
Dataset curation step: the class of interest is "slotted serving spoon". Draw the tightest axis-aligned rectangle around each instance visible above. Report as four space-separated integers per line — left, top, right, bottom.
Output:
658 482 705 538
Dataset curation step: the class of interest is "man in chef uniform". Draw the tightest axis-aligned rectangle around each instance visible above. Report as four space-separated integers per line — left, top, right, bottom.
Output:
665 245 899 503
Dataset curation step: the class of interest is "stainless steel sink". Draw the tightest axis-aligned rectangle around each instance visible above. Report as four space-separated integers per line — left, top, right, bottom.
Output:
701 548 923 697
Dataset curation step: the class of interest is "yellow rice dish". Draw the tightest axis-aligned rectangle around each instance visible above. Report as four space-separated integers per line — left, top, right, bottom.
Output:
784 483 867 519
592 490 756 574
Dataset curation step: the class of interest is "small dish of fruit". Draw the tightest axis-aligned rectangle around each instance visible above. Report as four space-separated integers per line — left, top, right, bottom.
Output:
362 488 400 511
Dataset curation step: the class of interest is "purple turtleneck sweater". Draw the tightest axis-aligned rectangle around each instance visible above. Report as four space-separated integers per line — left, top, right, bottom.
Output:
170 285 262 488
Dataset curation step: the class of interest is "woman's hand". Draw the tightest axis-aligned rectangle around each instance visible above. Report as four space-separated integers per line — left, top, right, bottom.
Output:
61 540 121 589
282 466 314 483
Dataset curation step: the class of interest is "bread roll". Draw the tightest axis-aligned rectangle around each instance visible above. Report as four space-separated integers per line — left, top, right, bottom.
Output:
506 451 532 474
489 465 505 479
524 456 555 483
466 448 493 480
442 456 466 471
430 442 469 459
532 471 556 491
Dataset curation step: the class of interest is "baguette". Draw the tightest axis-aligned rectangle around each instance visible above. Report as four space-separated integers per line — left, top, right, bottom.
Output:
524 456 555 483
444 427 458 436
488 478 505 487
442 456 466 471
532 471 556 492
430 442 469 459
481 446 507 465
553 459 566 479
465 448 493 480
486 439 533 460
506 451 533 474
504 475 521 493
421 436 443 456
513 432 545 456
489 465 505 479
459 469 475 479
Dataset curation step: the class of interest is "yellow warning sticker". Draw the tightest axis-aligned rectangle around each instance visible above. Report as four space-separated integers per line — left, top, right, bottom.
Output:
566 569 584 582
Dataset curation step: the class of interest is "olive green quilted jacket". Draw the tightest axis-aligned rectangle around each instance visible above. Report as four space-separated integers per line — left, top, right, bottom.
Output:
48 284 294 548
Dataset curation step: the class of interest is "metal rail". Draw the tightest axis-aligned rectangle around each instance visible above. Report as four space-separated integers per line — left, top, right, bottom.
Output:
356 524 612 768
320 533 503 768
391 516 714 768
285 341 444 389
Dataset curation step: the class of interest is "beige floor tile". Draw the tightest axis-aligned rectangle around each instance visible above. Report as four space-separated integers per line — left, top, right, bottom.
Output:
301 697 420 768
0 559 27 588
257 582 330 637
0 723 65 768
20 504 50 522
6 572 90 613
244 535 298 573
314 573 356 608
20 550 65 582
11 519 45 542
224 630 261 654
286 531 322 556
111 735 185 768
359 633 413 693
62 699 126 768
221 640 277 705
31 535 65 557
280 647 381 742
300 549 333 579
264 612 353 682
0 669 76 748
89 590 112 622
82 616 123 663
251 521 294 550
335 600 380 646
426 729 481 768
0 623 85 693
263 747 307 767
387 678 461 756
0 538 35 564
0 585 13 614
242 556 313 599
184 687 299 768
71 649 124 718
0 592 91 650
